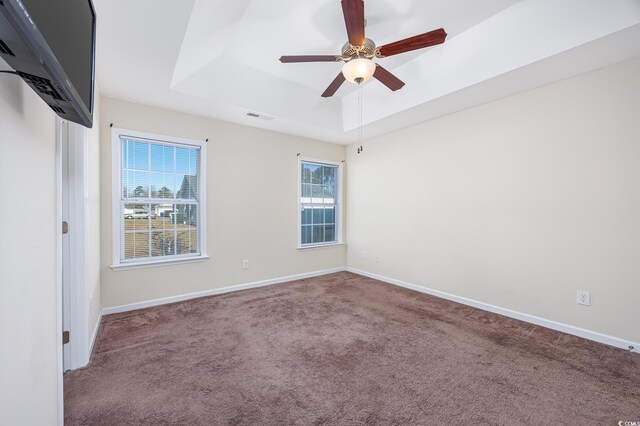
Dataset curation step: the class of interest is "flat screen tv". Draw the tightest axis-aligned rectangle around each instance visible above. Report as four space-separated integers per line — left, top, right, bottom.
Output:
0 0 96 128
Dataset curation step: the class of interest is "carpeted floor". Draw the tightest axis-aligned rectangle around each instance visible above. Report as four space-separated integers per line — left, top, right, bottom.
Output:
65 272 640 425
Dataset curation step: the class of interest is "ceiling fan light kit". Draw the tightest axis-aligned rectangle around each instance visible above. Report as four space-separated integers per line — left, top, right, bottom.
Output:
342 58 376 84
279 0 447 97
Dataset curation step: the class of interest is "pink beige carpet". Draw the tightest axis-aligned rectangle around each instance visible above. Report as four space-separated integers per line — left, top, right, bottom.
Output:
65 272 639 425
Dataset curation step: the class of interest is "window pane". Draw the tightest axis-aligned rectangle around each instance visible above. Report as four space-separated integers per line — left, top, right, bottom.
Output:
324 206 335 224
189 149 198 175
301 208 311 225
128 171 149 198
150 204 173 231
121 168 128 198
301 225 312 245
301 164 312 183
164 146 175 173
312 225 324 243
175 174 187 198
312 207 324 225
323 186 335 204
151 231 175 257
175 204 197 229
176 231 196 255
124 232 149 259
301 163 322 184
324 225 336 242
123 204 150 231
129 141 149 171
150 172 162 198
176 175 197 200
322 166 336 186
150 144 164 172
152 204 175 225
143 143 177 173
176 148 190 174
311 185 323 202
311 165 322 184
188 175 197 199
302 184 312 201
150 172 175 199
121 140 127 170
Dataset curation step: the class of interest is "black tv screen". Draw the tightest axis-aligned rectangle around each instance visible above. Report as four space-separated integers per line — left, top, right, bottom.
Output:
22 0 95 112
0 0 96 127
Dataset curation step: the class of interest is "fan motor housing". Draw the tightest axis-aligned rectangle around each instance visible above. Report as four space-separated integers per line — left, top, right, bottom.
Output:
342 38 377 59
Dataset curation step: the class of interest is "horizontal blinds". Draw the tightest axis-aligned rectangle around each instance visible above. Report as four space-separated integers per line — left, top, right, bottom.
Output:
120 137 200 262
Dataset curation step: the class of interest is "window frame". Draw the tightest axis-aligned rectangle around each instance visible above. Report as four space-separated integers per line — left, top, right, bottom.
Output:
297 156 343 249
110 127 208 270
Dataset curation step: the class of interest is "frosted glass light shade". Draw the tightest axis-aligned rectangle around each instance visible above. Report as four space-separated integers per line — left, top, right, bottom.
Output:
342 58 376 84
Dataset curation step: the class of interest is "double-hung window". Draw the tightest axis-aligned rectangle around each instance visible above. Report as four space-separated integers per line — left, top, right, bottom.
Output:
111 128 207 269
298 158 343 248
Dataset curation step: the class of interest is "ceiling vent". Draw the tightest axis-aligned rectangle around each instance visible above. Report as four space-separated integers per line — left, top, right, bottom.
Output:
246 112 274 121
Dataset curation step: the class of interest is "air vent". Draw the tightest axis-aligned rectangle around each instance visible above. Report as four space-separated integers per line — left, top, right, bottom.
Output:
246 112 275 121
17 71 64 101
0 39 15 57
50 105 65 114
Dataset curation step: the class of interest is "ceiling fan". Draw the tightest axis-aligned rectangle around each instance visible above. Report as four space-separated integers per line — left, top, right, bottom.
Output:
279 0 447 98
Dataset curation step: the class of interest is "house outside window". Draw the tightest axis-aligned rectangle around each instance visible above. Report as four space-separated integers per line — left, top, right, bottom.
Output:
298 157 343 248
111 128 207 270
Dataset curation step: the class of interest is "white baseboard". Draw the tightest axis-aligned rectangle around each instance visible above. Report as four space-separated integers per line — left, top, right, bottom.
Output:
102 267 346 315
347 267 639 354
100 265 638 354
88 312 102 358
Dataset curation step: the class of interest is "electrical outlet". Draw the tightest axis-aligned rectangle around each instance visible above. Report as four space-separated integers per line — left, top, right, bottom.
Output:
373 253 381 263
577 290 591 306
242 259 249 270
360 250 366 259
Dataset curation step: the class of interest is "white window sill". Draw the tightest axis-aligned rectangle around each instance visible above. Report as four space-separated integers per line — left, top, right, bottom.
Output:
297 242 345 251
111 255 209 271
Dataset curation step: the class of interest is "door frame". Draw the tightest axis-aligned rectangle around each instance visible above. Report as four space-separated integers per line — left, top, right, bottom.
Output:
62 118 92 371
58 117 92 369
56 117 64 426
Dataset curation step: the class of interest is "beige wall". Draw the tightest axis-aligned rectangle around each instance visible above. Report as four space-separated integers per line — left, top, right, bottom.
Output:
0 73 58 423
100 97 346 308
346 57 640 343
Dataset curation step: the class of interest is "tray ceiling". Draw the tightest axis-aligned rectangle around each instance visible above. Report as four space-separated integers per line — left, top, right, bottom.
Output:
94 0 640 144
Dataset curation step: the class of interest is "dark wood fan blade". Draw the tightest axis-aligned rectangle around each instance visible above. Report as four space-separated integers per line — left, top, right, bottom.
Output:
341 0 365 46
280 55 341 63
373 65 405 91
321 72 346 98
377 28 447 57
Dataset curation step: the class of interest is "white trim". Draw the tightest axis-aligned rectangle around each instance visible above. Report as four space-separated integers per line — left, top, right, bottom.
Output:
67 122 91 370
88 312 102 359
111 255 209 271
114 127 208 149
297 242 345 251
297 156 344 249
102 267 345 315
347 267 639 354
55 118 64 426
99 264 639 354
111 127 208 269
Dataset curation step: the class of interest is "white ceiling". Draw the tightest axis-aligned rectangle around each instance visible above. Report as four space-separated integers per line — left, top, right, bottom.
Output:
94 0 640 144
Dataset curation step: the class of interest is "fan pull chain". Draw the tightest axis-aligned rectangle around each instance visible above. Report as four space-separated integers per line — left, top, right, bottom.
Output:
357 83 364 154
